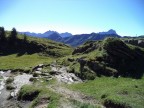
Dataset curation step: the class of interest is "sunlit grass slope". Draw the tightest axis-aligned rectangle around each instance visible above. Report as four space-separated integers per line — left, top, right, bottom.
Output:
68 77 144 108
0 33 73 70
0 54 54 70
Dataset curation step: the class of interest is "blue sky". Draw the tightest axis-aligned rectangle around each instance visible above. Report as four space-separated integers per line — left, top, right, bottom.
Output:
0 0 144 36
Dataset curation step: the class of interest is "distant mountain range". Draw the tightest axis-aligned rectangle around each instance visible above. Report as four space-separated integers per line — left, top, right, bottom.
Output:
19 29 120 47
20 30 72 38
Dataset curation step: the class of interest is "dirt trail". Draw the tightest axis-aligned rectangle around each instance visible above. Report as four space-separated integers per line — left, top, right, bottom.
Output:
48 85 104 108
48 64 105 108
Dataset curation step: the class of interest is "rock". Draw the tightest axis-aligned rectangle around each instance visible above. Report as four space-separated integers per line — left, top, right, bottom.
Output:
46 78 52 81
69 77 74 83
13 74 32 96
35 71 42 74
38 64 44 67
32 64 44 72
41 73 50 76
0 71 4 74
0 80 5 90
10 92 15 97
37 68 42 71
7 70 11 73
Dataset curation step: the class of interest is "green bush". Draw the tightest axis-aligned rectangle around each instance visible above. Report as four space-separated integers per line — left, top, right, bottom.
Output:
103 98 131 108
6 84 15 90
17 85 60 108
6 77 14 84
17 85 41 101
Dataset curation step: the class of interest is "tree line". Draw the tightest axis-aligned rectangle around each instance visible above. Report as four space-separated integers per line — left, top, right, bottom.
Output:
0 27 27 45
0 27 43 55
0 27 29 55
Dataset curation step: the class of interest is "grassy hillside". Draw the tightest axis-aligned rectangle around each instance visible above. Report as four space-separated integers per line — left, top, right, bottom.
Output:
0 32 73 56
0 54 53 70
58 37 144 79
0 32 73 70
1 30 144 108
68 77 144 108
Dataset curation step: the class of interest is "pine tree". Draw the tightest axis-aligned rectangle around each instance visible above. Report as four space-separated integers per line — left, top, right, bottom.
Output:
9 28 17 45
0 27 6 42
23 34 27 43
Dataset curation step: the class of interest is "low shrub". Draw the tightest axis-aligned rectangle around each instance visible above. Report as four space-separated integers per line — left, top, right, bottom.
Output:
103 98 131 108
6 84 15 90
17 85 41 101
6 77 14 84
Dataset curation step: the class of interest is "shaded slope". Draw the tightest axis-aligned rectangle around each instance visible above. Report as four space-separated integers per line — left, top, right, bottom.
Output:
0 33 73 57
20 29 120 47
61 33 120 47
60 37 144 79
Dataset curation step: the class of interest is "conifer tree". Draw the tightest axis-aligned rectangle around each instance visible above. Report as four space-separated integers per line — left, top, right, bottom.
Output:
0 27 6 42
9 28 17 45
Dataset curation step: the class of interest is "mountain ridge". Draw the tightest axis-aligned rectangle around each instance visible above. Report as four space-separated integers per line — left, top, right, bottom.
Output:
19 30 72 38
20 29 120 47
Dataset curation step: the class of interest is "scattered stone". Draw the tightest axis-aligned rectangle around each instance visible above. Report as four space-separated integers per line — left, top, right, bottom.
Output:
41 73 50 76
10 92 16 97
32 64 44 72
53 66 82 84
7 70 11 73
35 71 42 74
0 80 5 91
46 78 52 81
0 71 4 74
13 74 32 96
38 64 44 67
37 68 42 71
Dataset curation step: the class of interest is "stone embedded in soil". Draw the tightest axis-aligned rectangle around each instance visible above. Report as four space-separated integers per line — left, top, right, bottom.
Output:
52 66 82 84
0 81 5 91
35 71 42 74
32 64 44 72
37 68 42 71
13 74 32 96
